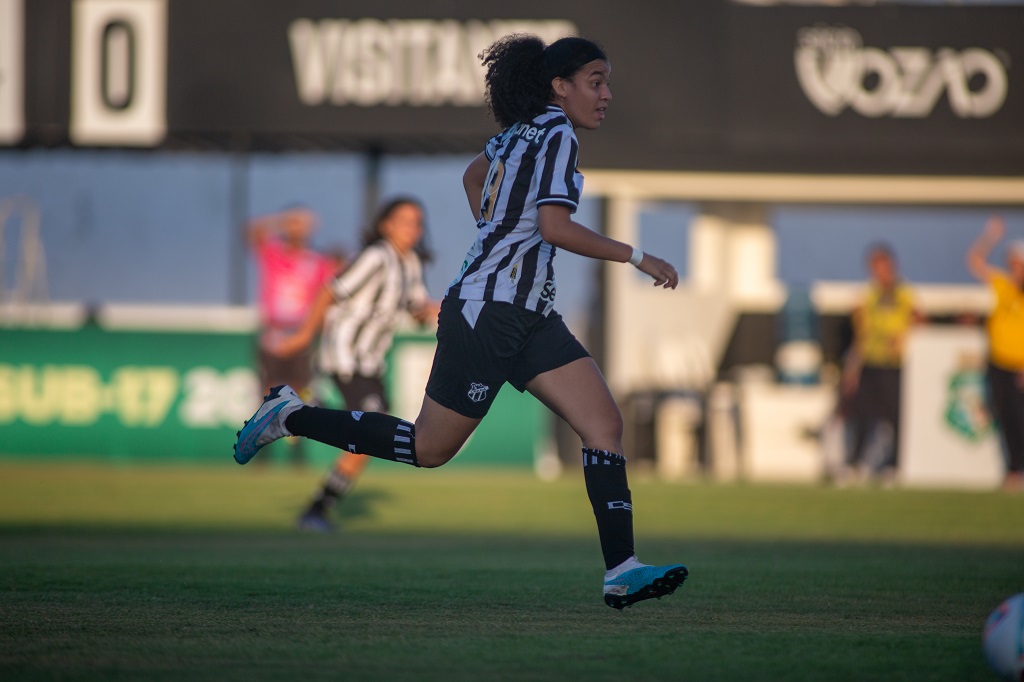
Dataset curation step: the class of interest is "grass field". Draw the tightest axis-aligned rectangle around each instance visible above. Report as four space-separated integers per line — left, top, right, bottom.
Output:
1 461 1022 681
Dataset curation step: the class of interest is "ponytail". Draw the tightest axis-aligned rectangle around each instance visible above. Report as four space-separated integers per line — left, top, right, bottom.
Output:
480 34 548 129
481 34 607 129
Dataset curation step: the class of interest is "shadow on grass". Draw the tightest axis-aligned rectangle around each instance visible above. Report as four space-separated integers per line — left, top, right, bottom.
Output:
0 529 1017 681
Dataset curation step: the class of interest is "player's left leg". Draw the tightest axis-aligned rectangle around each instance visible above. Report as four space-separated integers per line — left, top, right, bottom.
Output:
525 357 688 609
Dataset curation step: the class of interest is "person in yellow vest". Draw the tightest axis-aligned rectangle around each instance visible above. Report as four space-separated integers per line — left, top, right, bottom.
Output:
967 215 1024 492
841 244 922 484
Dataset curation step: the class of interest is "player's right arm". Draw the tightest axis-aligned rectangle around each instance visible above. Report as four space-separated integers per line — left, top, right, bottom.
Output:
967 215 1006 282
245 220 267 249
245 212 281 248
841 305 866 397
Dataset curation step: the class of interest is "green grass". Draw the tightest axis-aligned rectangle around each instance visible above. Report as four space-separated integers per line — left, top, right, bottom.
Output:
1 461 1022 681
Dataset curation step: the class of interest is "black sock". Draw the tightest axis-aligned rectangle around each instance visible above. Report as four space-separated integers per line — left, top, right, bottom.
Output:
285 407 418 466
582 447 635 570
306 470 352 516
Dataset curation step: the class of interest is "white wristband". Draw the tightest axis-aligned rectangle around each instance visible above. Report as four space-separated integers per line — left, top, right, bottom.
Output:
627 246 644 267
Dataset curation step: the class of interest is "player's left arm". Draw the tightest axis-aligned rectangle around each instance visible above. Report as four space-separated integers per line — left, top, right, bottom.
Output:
463 153 489 221
538 204 678 289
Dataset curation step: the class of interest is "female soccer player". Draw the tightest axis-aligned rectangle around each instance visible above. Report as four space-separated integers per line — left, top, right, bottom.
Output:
274 197 439 531
234 34 688 609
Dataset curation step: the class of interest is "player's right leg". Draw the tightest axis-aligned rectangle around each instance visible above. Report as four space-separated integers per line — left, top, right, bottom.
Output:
235 299 488 468
293 406 481 532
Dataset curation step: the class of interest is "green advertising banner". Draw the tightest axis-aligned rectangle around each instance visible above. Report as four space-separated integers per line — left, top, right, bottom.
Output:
0 323 543 467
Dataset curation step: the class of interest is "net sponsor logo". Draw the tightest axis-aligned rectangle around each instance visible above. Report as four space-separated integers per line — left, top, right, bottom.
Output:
795 26 1008 118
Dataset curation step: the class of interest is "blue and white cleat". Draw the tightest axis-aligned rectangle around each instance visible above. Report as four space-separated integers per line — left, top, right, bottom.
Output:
233 385 305 465
603 559 688 610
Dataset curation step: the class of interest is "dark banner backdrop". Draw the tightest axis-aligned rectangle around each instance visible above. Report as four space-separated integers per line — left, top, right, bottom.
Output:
723 5 1023 174
11 0 1024 174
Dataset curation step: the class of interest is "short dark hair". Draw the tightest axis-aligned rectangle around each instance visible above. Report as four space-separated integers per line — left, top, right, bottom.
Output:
480 34 608 129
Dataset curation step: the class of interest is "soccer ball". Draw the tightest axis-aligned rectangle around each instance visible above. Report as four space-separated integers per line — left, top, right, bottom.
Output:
983 593 1024 681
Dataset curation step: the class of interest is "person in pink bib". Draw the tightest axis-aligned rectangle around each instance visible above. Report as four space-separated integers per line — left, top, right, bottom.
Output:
247 205 338 465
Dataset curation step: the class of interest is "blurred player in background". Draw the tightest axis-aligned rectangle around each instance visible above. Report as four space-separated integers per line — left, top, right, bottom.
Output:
275 197 439 530
235 34 688 609
840 243 922 485
247 205 336 466
967 215 1024 492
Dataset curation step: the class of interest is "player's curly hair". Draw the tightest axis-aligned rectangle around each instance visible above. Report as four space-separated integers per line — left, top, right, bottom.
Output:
481 34 608 129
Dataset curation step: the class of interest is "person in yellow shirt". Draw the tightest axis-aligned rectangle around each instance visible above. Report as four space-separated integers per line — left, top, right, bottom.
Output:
967 215 1024 491
841 244 921 483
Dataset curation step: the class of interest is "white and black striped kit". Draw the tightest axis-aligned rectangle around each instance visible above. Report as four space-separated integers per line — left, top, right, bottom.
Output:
319 241 428 380
447 105 584 316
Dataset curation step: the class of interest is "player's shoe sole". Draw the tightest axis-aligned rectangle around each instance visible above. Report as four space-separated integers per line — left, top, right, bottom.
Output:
603 564 689 610
233 385 304 465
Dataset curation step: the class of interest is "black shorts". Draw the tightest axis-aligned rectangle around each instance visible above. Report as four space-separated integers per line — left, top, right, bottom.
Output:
425 298 590 419
258 345 313 392
333 374 388 413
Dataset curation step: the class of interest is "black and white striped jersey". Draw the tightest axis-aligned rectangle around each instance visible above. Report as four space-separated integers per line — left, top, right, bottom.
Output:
318 240 429 380
447 105 583 316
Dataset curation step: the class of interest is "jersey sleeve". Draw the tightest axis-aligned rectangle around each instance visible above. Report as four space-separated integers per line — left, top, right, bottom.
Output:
330 247 383 301
400 255 429 313
484 132 503 162
535 126 581 211
316 254 336 287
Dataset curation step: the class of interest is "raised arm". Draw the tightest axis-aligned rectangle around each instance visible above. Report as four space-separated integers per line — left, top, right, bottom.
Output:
966 215 1006 282
245 213 275 249
538 204 678 289
463 153 490 221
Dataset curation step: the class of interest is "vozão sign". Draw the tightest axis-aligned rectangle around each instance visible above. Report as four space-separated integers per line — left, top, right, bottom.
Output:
795 25 1008 118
